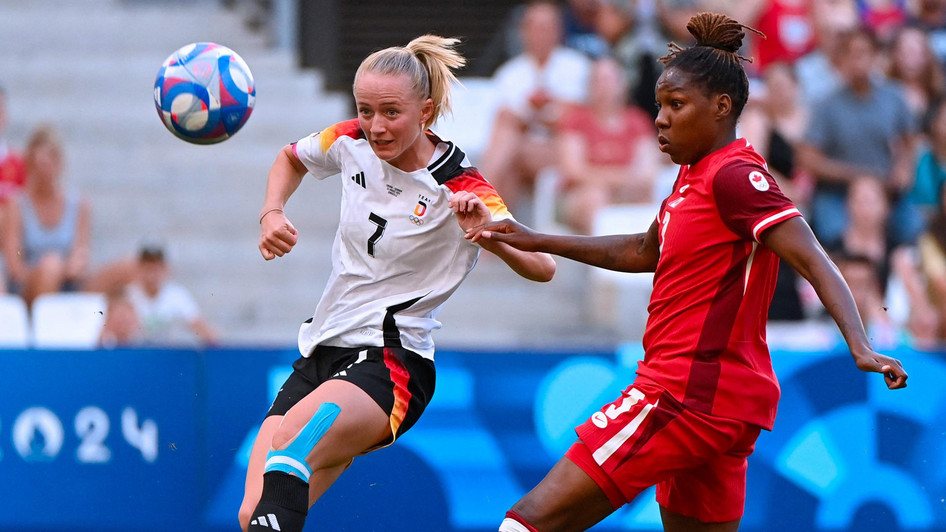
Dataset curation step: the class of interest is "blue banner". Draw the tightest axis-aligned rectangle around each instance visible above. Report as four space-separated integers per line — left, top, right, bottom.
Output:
0 345 943 531
0 349 201 531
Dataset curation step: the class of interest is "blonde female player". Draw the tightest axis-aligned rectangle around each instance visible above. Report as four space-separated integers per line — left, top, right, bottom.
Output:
239 35 556 532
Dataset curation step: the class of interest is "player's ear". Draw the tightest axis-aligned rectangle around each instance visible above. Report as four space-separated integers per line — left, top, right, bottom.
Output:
421 98 434 126
715 93 732 121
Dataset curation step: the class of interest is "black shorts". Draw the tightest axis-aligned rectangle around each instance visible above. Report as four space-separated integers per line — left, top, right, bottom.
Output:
267 345 436 443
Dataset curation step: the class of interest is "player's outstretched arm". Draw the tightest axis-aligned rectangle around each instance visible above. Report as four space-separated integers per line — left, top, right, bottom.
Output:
762 216 908 389
450 191 555 282
258 145 306 261
466 218 660 274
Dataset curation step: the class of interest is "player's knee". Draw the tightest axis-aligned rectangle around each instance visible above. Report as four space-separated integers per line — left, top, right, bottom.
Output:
269 423 297 452
510 498 540 521
265 402 341 482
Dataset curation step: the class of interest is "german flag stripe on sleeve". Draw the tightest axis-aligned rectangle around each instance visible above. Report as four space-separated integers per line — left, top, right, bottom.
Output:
317 119 363 153
446 168 511 220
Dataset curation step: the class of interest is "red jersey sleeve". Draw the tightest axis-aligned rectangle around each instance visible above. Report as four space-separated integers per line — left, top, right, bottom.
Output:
713 161 802 242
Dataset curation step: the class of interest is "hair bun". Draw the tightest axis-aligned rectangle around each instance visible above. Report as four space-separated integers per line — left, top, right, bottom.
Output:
696 40 739 53
687 12 752 53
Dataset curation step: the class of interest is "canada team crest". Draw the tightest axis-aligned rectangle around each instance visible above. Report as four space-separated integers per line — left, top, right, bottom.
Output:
749 171 769 191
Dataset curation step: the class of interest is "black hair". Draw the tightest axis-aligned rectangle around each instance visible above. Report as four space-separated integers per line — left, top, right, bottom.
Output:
138 244 165 262
659 12 763 119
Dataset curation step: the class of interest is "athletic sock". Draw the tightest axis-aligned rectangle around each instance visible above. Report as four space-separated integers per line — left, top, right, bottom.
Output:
247 471 309 531
499 510 541 532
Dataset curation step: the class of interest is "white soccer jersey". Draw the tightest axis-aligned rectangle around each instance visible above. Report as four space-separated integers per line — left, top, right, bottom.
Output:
292 119 511 360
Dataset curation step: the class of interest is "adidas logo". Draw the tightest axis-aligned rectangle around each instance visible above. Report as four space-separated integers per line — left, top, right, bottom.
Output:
251 513 282 530
350 171 365 188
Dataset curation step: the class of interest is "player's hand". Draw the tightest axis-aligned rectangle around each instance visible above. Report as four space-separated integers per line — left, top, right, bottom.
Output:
465 218 542 252
259 211 298 260
449 191 491 233
852 350 908 389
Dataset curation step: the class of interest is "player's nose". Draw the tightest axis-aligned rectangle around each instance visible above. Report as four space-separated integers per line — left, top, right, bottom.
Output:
655 108 669 130
368 116 385 135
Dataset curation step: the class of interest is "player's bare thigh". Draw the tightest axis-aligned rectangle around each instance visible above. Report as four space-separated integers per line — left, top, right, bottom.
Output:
270 379 391 470
660 506 741 532
511 457 616 532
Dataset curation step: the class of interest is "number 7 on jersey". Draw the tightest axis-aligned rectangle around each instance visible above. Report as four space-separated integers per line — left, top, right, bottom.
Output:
367 212 387 257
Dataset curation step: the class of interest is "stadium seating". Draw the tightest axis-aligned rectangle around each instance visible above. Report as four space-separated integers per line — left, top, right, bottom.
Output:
589 204 660 341
31 292 107 349
0 295 30 348
532 166 568 234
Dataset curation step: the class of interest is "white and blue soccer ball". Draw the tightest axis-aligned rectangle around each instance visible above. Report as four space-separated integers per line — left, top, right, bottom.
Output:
154 42 255 144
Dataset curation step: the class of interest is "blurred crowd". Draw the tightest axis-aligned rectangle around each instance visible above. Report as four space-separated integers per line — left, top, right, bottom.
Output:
8 0 946 349
0 89 217 348
476 0 946 348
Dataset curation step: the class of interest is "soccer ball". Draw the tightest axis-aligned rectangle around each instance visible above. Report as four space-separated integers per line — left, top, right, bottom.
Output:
153 42 256 144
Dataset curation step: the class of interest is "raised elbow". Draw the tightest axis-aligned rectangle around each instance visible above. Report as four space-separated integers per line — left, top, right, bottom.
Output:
532 255 557 282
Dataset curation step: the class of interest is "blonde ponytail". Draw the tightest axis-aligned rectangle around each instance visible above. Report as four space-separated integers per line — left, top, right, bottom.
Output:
354 35 466 129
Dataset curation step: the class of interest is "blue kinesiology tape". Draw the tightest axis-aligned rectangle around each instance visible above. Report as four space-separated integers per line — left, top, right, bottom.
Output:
264 402 341 482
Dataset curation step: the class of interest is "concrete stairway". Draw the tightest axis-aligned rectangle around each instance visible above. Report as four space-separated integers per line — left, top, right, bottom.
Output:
0 0 626 349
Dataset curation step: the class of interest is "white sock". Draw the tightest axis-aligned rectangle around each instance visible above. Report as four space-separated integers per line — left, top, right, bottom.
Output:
499 517 532 532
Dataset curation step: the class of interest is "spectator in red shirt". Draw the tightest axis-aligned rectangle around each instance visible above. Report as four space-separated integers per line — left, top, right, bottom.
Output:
0 86 26 204
749 0 818 75
555 56 662 234
469 12 908 532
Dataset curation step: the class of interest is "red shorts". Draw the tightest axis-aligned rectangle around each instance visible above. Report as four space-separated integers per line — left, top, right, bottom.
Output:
565 382 761 523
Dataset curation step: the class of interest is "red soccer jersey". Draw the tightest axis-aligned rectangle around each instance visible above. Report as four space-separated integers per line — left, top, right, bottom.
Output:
636 139 801 430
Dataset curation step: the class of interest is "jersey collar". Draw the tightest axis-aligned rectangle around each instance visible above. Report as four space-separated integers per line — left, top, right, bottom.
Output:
426 131 466 185
686 138 753 176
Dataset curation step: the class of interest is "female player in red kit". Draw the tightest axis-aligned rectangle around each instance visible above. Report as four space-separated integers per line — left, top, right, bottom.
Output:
468 12 909 532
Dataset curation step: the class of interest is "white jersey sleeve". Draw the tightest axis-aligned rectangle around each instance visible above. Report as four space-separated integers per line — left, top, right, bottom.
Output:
293 121 365 180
